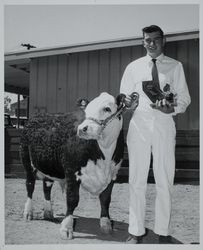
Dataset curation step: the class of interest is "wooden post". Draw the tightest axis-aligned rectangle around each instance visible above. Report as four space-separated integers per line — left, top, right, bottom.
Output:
17 94 20 129
27 96 29 119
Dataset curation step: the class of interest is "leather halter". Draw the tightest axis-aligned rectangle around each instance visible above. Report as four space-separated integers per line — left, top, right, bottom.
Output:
86 103 125 134
85 92 139 135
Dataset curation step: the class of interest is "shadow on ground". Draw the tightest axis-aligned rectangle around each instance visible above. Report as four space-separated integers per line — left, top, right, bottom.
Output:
52 215 183 244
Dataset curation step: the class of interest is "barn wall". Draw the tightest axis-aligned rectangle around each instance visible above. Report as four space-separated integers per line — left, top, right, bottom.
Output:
29 38 199 130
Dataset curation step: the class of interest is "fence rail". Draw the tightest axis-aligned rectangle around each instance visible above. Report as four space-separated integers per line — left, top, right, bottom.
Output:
5 127 199 183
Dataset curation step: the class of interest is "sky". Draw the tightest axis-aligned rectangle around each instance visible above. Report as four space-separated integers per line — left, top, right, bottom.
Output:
4 92 23 107
4 4 199 52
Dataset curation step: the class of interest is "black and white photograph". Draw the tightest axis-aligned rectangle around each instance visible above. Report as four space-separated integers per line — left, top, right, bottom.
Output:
2 0 201 249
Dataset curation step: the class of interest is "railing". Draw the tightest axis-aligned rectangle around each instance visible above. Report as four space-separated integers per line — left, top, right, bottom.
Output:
5 127 199 183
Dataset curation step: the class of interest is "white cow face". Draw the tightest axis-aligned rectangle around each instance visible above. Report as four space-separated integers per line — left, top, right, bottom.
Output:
77 92 121 140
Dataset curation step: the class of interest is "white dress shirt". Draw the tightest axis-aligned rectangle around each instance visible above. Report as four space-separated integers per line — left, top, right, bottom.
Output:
120 53 191 115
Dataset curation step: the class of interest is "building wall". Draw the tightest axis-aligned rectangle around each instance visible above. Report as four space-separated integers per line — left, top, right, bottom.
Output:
29 38 199 131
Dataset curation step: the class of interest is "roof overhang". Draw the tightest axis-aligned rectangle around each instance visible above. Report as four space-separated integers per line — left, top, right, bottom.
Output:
5 30 199 62
5 59 30 95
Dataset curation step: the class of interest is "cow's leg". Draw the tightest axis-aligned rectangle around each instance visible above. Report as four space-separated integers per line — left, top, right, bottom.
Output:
60 174 80 240
20 146 36 221
43 179 54 220
23 172 36 221
99 180 114 234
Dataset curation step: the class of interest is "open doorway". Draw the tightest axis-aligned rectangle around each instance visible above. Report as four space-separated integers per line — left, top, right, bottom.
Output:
4 92 29 129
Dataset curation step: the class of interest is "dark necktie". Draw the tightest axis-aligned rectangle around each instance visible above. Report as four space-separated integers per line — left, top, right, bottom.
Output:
151 59 160 89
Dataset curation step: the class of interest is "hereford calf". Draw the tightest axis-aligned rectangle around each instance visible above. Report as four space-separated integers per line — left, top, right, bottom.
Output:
20 92 126 240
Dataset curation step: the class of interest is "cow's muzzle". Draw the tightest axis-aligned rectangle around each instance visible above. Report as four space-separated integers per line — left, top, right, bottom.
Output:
77 125 88 137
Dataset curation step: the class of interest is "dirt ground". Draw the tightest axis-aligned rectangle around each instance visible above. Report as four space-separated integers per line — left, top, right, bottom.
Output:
4 178 199 245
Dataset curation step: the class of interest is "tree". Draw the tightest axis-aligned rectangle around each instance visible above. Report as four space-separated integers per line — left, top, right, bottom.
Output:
4 96 11 114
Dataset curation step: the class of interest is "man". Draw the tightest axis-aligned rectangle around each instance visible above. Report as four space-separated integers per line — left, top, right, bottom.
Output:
120 25 191 244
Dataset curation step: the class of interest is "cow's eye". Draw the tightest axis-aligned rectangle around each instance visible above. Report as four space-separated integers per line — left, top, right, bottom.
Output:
103 107 111 113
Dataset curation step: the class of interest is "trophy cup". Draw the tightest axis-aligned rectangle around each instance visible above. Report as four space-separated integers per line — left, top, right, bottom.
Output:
142 81 177 107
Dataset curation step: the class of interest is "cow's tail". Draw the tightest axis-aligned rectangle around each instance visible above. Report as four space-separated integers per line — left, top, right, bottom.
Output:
20 144 36 221
19 144 36 179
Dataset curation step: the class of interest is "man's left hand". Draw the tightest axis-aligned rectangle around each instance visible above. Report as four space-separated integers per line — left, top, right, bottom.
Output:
150 99 175 114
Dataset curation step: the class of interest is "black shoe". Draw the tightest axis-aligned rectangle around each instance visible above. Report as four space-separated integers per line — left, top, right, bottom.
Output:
126 234 142 244
159 235 173 244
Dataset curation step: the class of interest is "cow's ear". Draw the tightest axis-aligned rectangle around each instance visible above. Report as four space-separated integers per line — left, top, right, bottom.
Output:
116 93 126 108
76 98 89 110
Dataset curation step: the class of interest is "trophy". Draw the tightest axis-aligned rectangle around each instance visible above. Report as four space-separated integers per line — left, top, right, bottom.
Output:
142 81 177 107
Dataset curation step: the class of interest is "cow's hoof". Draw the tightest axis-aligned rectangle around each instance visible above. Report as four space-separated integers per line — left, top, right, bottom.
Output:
44 210 54 221
68 230 74 240
100 217 112 234
43 200 54 220
23 198 33 221
23 212 33 221
59 229 73 240
60 216 74 240
60 228 68 240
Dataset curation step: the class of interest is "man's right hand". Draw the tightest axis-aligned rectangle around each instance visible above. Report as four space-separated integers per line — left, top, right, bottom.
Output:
124 94 139 110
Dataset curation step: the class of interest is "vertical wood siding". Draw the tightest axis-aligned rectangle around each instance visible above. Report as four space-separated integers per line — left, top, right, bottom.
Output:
29 38 199 130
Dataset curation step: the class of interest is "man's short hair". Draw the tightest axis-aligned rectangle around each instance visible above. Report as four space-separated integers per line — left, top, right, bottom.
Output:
142 25 164 38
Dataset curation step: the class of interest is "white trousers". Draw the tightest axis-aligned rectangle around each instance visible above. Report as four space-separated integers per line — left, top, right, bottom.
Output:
127 111 176 236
